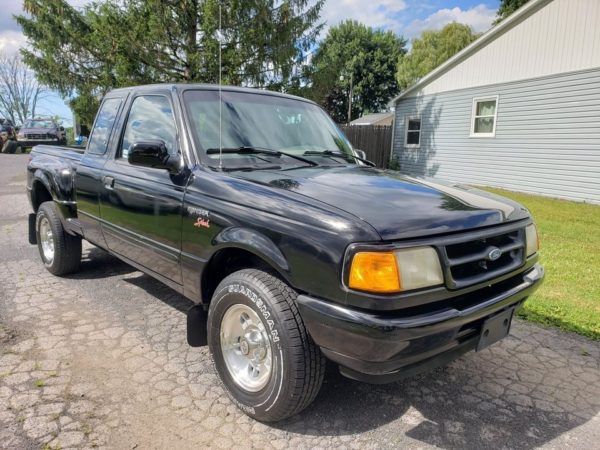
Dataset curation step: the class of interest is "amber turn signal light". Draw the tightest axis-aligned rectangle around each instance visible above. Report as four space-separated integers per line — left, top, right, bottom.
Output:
348 252 401 293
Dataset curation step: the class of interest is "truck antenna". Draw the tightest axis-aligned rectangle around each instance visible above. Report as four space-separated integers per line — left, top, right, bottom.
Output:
218 3 223 170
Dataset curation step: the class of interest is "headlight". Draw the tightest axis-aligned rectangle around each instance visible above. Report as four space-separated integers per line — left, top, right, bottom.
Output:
525 223 539 256
348 246 443 294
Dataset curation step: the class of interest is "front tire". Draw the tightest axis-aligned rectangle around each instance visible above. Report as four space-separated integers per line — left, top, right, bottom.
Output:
1 140 17 154
208 269 326 422
36 202 81 275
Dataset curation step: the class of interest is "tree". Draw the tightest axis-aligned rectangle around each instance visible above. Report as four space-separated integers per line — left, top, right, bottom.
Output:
0 53 46 125
16 0 324 127
306 20 406 123
494 0 530 24
396 23 479 91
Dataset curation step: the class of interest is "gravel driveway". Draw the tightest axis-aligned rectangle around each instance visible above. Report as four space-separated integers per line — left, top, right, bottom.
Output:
1 154 599 449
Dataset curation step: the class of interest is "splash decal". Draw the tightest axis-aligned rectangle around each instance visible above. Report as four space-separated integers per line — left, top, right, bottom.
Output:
193 217 210 228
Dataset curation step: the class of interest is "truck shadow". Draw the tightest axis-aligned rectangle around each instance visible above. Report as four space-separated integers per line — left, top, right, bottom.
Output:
67 246 138 279
275 328 600 448
72 248 600 449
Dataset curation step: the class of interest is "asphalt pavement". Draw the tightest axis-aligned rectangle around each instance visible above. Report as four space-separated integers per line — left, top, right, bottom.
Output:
1 153 599 449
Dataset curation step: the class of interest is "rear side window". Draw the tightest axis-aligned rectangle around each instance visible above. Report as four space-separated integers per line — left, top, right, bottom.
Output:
120 95 177 160
87 98 121 155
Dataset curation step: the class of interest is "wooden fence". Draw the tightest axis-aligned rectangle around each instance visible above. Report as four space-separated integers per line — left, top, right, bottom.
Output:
339 125 392 168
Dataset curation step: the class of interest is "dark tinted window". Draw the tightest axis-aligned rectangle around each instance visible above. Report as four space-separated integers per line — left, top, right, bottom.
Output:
87 98 121 155
405 117 421 146
120 95 176 159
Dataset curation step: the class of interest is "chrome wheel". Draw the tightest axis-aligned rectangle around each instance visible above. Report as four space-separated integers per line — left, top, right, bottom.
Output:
39 217 55 263
220 304 272 392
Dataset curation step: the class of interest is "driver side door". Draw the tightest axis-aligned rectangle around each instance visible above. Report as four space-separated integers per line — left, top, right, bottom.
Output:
99 92 186 285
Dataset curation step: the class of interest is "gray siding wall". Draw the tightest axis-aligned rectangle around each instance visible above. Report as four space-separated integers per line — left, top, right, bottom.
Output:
392 67 600 204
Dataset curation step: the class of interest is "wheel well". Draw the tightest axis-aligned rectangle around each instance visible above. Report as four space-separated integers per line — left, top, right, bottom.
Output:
201 248 285 304
31 181 52 212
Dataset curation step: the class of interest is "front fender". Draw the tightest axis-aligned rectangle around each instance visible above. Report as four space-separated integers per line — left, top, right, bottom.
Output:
214 227 290 273
181 227 291 304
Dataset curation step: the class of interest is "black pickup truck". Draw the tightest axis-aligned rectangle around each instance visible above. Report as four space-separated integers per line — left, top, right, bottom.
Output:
26 84 543 422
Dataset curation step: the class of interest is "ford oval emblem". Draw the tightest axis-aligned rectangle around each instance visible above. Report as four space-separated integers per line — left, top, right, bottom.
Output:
488 247 502 261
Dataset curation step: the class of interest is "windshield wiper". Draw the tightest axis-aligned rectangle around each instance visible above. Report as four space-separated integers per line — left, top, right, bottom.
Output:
303 150 376 167
206 146 318 167
217 164 282 172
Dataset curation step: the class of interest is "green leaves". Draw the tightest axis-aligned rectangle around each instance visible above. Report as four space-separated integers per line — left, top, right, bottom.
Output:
494 0 530 24
306 20 406 123
396 23 479 91
16 0 324 126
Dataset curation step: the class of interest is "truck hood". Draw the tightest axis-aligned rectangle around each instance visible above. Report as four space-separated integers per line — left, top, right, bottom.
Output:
232 166 530 240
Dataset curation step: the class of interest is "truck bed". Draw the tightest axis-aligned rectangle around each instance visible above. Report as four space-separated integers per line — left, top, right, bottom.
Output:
31 144 86 161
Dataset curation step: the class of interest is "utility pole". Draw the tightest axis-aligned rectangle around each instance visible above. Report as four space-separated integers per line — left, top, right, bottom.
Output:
347 71 353 124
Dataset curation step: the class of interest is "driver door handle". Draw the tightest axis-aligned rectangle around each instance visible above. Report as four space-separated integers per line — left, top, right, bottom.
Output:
103 176 115 190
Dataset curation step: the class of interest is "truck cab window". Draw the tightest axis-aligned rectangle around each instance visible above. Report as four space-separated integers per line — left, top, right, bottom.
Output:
87 98 121 155
120 95 177 159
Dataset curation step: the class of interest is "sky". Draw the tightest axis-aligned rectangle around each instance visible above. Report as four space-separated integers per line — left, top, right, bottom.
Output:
0 0 500 127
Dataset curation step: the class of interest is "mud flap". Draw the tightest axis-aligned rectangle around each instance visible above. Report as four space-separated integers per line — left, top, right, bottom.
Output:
28 213 37 245
187 304 208 347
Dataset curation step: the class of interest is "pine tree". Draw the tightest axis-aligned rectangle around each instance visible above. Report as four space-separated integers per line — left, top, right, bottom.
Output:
494 0 531 24
16 0 324 126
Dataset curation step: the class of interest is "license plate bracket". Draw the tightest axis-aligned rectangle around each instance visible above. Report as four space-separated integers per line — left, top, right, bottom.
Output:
476 307 514 351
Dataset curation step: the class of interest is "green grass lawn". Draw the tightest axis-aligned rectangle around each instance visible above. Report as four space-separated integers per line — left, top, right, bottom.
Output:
484 188 600 340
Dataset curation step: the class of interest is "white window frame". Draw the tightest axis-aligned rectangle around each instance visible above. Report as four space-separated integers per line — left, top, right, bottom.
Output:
404 115 421 148
470 95 499 137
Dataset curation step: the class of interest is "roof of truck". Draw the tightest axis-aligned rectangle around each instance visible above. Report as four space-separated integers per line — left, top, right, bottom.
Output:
107 83 316 105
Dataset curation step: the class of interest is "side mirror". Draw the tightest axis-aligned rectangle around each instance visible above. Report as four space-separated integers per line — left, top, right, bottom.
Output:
128 140 181 174
59 126 65 132
354 149 367 160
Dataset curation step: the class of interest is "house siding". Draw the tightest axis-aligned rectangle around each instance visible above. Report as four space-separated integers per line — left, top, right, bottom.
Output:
417 0 600 96
392 67 600 203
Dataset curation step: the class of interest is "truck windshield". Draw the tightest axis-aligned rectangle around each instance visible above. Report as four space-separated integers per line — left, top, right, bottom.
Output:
24 120 55 128
183 90 355 169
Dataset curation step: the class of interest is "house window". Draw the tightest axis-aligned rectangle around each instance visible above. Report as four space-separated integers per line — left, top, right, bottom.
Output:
404 116 421 147
471 96 498 137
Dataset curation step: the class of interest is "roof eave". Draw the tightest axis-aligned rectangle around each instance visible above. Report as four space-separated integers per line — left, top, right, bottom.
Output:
390 0 552 105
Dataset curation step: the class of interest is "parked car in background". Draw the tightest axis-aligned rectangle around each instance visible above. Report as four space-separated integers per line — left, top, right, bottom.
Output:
0 118 18 153
17 117 67 149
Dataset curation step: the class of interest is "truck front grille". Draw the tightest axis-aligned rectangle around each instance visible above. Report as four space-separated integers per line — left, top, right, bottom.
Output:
26 133 49 140
440 227 525 289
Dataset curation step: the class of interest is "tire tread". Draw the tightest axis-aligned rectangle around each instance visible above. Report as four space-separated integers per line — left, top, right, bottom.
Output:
37 202 81 276
211 269 326 421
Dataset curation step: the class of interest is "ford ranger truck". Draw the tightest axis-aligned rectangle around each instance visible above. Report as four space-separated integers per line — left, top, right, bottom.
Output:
26 84 544 422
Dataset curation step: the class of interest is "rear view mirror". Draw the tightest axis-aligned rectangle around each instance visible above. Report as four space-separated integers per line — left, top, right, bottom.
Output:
354 149 367 160
128 140 181 174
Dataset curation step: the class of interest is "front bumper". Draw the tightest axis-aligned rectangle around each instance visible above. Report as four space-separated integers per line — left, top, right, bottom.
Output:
297 264 544 383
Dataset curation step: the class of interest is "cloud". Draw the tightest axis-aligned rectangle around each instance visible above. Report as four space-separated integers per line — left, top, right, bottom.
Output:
0 31 28 55
404 4 496 39
320 0 408 31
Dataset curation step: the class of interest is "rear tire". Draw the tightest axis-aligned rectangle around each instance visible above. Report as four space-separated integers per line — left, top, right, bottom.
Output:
208 269 326 422
36 201 81 275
